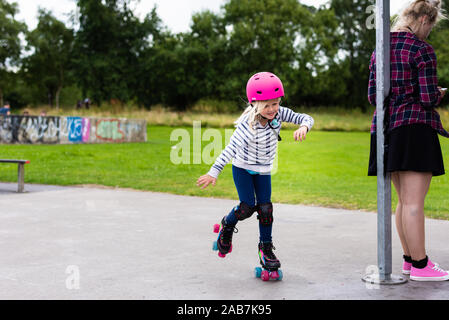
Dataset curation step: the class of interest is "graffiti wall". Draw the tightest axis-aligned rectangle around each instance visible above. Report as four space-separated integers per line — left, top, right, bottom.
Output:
0 116 146 144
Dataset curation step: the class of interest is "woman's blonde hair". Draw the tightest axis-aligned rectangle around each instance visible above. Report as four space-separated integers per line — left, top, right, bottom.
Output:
392 0 446 31
234 98 281 133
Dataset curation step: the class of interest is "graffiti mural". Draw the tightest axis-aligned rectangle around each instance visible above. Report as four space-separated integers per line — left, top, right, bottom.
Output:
95 119 125 142
68 117 83 142
90 118 146 143
82 118 91 142
0 115 146 144
0 116 61 144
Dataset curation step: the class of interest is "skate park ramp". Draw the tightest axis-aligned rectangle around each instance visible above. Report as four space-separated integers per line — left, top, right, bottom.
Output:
0 182 448 300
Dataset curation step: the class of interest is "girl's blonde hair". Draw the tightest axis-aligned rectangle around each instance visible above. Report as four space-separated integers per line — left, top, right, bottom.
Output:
392 0 446 31
234 98 281 133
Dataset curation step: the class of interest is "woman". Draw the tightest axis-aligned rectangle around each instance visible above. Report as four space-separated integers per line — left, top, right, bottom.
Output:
368 0 448 281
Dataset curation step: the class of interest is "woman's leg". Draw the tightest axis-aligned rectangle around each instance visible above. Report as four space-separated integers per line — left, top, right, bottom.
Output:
396 171 432 261
391 172 410 257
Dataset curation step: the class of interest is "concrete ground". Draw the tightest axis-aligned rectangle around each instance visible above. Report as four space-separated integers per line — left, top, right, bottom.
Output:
0 182 448 300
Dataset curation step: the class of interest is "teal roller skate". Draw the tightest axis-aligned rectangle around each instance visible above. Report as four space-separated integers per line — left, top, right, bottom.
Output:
254 242 283 281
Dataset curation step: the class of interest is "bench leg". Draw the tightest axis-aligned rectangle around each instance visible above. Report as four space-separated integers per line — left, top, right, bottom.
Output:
18 163 25 193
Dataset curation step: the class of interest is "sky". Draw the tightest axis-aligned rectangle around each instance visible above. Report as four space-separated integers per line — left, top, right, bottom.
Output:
10 0 411 33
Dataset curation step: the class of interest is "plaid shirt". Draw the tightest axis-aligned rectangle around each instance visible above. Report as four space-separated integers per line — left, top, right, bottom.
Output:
368 32 448 137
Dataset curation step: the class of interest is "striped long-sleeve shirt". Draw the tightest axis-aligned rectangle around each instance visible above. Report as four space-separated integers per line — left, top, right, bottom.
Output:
207 106 314 178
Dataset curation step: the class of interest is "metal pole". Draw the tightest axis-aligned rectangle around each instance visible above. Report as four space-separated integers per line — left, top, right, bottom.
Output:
362 0 406 286
376 0 392 281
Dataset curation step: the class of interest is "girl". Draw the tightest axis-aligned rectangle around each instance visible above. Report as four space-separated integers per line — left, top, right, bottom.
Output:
368 0 449 281
196 72 314 278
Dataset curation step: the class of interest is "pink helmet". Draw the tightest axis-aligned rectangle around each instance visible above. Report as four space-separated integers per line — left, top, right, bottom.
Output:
246 72 284 103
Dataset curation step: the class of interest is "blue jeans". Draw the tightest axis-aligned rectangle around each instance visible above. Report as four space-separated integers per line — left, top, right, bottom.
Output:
225 165 272 242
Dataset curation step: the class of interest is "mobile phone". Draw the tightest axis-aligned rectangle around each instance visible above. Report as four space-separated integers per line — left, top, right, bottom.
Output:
442 88 448 92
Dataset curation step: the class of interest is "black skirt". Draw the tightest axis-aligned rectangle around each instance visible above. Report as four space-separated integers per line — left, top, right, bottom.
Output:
368 123 445 176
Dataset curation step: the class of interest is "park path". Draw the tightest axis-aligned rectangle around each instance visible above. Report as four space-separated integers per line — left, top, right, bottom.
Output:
0 182 448 299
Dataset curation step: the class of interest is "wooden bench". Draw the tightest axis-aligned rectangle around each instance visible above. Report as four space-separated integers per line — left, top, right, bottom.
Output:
0 159 30 193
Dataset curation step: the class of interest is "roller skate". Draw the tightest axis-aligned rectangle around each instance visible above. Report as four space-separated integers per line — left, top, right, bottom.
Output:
212 217 238 258
254 242 283 281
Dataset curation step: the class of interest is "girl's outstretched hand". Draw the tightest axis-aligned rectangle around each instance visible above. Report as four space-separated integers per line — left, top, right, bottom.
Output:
196 174 217 189
294 126 308 142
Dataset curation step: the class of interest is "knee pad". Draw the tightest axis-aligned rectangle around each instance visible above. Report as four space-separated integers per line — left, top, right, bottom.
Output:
234 202 257 221
257 202 273 226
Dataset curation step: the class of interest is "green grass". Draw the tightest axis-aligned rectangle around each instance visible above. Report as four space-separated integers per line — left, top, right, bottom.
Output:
1 125 449 219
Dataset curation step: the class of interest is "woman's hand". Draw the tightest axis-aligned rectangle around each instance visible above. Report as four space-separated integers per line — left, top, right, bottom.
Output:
196 174 217 189
438 86 447 98
294 126 308 142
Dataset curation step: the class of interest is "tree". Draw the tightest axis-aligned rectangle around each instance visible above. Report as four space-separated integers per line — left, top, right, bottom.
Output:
138 0 327 110
0 0 26 107
134 8 228 109
135 31 184 108
73 0 160 105
287 4 343 106
427 0 449 104
222 0 313 105
172 10 228 106
329 0 376 110
136 0 344 110
22 9 74 109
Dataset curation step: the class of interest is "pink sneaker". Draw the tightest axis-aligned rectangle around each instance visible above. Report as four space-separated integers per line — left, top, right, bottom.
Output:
410 259 449 281
402 261 412 275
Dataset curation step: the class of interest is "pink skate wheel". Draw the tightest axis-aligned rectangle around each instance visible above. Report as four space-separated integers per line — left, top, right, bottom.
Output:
271 271 279 279
218 252 226 258
261 270 270 281
213 224 220 233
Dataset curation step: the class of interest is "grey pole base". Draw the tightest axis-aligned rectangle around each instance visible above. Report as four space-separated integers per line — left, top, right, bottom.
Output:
362 273 408 285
